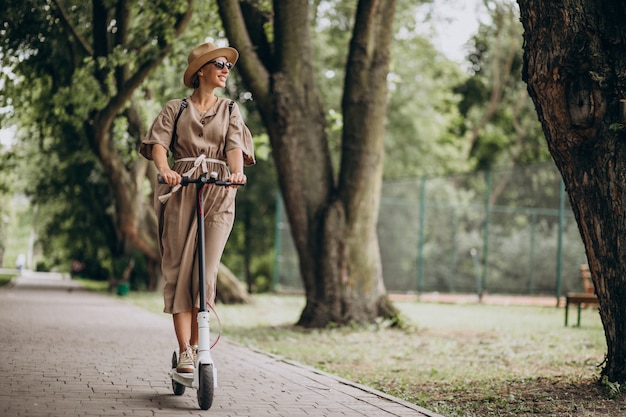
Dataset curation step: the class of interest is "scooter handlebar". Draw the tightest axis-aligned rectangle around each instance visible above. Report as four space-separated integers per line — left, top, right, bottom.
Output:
157 172 245 187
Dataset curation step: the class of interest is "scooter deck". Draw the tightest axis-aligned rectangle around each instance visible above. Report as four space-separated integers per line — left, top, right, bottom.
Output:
170 369 194 386
169 365 218 388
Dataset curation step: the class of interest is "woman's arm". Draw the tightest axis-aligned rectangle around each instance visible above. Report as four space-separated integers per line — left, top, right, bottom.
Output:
226 148 246 185
153 144 181 186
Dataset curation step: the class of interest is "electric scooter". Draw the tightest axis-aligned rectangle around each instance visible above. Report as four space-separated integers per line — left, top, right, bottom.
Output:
160 171 243 410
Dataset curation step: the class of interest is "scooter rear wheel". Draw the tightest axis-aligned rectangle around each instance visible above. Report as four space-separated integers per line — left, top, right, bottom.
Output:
197 363 214 410
171 351 186 395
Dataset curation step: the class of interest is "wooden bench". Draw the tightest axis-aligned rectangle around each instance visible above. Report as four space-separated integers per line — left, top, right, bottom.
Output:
564 264 598 327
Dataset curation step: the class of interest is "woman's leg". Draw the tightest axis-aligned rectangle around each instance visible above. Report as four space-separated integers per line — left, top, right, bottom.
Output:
173 310 195 372
190 306 199 346
173 310 193 352
173 308 199 355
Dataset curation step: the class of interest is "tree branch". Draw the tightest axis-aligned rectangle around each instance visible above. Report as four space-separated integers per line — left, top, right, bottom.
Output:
465 9 518 161
51 0 94 57
99 0 194 136
217 0 271 112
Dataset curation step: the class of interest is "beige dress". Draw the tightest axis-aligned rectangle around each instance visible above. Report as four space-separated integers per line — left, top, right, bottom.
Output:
140 97 255 314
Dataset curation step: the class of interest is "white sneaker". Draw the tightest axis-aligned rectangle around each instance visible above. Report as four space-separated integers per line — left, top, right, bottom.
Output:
191 345 198 363
176 346 194 373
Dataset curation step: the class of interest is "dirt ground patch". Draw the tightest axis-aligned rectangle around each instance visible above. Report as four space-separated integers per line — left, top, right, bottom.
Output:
404 375 626 416
390 291 562 307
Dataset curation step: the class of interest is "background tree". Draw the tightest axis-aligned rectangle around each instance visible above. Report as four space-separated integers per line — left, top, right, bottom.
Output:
0 0 250 300
218 0 408 327
0 148 18 267
518 0 626 382
385 25 467 178
457 0 548 172
1 0 193 283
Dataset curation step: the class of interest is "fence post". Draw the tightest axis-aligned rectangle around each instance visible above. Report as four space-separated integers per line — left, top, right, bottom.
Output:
449 207 457 292
555 178 565 305
471 248 481 297
417 176 426 295
529 211 537 293
272 192 283 291
481 170 491 300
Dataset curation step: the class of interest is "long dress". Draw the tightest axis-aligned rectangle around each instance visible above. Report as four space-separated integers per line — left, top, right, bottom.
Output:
140 97 255 314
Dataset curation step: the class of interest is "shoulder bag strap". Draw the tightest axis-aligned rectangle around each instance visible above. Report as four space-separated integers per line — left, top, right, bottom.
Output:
169 98 188 153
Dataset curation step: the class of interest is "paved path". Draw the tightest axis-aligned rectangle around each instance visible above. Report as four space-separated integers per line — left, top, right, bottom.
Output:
0 271 442 417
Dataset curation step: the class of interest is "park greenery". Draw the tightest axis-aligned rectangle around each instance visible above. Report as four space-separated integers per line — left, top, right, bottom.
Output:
0 0 544 292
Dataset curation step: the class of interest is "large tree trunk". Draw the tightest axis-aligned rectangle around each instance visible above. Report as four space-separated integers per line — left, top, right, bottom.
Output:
219 0 398 327
320 0 398 325
518 0 626 382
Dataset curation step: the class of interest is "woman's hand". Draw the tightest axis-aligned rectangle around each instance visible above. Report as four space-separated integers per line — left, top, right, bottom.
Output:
226 149 245 187
159 168 181 186
228 171 247 187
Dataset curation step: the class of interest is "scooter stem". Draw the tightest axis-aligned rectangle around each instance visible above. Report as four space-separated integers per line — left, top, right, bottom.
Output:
197 311 211 353
196 181 208 312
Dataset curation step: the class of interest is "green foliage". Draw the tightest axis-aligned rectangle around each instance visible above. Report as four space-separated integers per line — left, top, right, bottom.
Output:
310 0 462 180
0 195 31 269
453 0 549 171
2 43 124 277
76 278 110 293
0 0 182 279
0 0 556 295
0 274 15 287
0 147 18 196
386 34 467 178
222 158 278 292
310 0 355 171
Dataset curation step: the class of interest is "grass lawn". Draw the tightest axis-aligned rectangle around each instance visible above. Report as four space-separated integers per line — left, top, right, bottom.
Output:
0 273 16 287
120 290 622 417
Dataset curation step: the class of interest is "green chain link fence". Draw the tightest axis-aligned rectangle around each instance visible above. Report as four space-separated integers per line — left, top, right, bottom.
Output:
273 162 587 300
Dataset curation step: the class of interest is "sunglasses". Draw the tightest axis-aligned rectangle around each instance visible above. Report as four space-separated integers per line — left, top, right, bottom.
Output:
206 60 233 71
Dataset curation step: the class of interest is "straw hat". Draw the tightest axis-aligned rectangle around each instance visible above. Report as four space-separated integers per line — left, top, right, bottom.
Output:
183 42 239 88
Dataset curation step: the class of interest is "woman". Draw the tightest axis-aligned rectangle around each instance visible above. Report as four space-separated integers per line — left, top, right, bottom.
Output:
140 41 255 373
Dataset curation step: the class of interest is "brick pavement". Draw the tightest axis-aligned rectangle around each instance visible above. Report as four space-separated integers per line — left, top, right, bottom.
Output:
0 271 442 417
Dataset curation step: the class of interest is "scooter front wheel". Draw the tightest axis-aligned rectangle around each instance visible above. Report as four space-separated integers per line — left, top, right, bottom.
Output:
171 351 186 395
197 363 214 410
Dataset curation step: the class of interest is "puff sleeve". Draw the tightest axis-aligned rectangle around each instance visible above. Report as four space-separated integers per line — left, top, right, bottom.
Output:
139 99 182 160
225 103 256 166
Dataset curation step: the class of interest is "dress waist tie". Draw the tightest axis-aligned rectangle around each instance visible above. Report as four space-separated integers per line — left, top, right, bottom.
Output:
158 154 227 203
